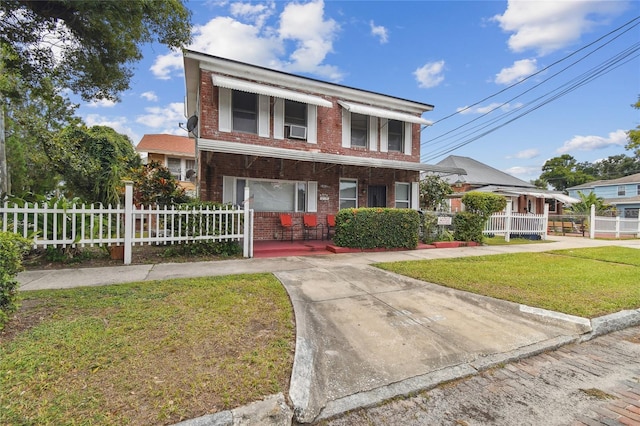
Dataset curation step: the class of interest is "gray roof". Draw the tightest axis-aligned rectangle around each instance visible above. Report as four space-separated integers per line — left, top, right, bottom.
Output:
436 155 535 188
567 173 640 191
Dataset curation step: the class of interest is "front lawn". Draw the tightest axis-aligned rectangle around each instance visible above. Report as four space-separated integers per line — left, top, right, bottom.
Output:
0 274 294 426
376 246 640 318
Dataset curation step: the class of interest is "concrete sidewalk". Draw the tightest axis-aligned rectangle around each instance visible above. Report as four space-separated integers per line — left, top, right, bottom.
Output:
16 236 640 425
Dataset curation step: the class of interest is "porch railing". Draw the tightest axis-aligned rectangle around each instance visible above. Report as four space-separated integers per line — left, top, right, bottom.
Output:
484 204 549 241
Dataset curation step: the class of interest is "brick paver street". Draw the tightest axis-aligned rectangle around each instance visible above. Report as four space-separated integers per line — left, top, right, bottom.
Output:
316 326 640 426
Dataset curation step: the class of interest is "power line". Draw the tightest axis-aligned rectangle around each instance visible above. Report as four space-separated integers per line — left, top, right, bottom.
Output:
421 41 640 163
419 15 640 163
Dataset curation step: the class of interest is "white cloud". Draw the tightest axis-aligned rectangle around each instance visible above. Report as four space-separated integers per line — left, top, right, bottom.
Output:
507 149 540 160
493 0 627 55
414 60 445 89
140 91 158 102
150 0 342 81
504 165 540 176
495 58 538 85
135 102 186 135
557 129 628 153
370 20 388 44
230 1 275 28
84 114 139 144
456 102 523 115
86 98 117 108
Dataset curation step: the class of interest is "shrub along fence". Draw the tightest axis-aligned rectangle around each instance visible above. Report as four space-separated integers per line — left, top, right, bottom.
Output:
0 183 254 263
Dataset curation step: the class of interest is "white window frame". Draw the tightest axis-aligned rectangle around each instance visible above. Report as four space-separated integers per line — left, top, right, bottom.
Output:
167 157 195 182
395 182 411 208
618 185 626 196
222 176 317 212
339 178 358 209
388 120 404 152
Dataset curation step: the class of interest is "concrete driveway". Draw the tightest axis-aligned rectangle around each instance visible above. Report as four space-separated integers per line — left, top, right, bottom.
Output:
276 260 588 423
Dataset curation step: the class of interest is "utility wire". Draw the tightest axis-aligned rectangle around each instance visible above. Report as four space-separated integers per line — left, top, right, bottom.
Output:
424 14 640 128
421 42 640 163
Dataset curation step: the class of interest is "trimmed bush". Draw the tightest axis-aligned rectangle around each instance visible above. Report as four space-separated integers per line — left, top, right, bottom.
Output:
333 208 420 249
453 212 485 243
0 232 31 330
454 192 507 243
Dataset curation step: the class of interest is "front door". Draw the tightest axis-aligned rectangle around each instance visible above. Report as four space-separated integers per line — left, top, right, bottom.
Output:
368 185 386 207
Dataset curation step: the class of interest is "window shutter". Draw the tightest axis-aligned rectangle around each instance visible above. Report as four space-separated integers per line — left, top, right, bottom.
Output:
341 108 351 148
369 116 378 151
222 176 234 204
404 122 412 156
219 88 232 132
379 118 388 152
273 98 284 140
307 181 318 212
411 182 419 210
307 104 317 144
258 94 270 137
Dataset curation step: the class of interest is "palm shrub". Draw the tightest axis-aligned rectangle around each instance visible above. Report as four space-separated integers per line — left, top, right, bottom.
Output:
0 232 31 330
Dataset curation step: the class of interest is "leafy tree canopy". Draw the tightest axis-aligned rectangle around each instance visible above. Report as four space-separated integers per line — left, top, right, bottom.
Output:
46 125 141 205
0 0 192 101
420 174 453 211
129 161 189 206
460 192 507 219
539 154 596 191
626 96 640 156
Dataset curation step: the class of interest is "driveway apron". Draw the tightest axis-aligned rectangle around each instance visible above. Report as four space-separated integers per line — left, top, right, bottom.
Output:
276 263 581 423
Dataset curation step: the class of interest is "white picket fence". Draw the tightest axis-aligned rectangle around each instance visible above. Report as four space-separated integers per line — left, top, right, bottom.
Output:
484 204 549 241
590 204 640 238
0 183 254 263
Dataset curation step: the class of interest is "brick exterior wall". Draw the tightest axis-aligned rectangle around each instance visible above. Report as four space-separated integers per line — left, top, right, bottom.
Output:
197 69 423 239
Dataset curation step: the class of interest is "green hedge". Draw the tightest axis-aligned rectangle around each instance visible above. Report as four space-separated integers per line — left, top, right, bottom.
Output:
333 208 420 249
0 232 31 330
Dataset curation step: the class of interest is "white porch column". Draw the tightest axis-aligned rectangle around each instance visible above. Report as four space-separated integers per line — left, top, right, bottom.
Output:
504 202 512 242
590 204 595 239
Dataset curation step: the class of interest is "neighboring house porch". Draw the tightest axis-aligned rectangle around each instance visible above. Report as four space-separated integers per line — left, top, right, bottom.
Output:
136 134 196 196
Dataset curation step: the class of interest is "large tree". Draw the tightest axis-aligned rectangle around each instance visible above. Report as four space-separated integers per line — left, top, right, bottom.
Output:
46 125 141 205
539 154 596 191
626 96 640 157
0 0 192 101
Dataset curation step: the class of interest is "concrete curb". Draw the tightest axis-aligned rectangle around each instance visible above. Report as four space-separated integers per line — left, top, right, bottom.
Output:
172 393 292 426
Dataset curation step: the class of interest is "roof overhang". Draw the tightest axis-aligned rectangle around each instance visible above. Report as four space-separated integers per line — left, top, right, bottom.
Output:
337 101 432 125
211 75 333 108
198 138 466 174
450 186 580 204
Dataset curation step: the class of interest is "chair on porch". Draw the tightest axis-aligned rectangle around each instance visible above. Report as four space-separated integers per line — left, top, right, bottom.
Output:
279 214 296 242
326 214 336 240
303 214 324 240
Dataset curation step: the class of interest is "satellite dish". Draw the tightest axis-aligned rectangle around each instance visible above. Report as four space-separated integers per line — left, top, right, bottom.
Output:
186 115 198 133
186 169 196 182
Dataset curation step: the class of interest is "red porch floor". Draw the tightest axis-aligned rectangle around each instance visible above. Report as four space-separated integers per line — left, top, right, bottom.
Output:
252 239 436 258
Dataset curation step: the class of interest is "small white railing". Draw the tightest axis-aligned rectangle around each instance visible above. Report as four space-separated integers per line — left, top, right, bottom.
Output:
0 183 254 263
484 204 549 242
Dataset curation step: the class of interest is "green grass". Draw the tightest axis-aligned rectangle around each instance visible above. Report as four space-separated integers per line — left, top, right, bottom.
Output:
483 236 551 245
0 274 294 426
376 246 640 318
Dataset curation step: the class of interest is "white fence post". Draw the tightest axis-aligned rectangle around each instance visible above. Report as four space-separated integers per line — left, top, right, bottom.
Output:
243 186 251 258
590 204 595 239
504 203 512 242
124 181 133 265
542 203 549 240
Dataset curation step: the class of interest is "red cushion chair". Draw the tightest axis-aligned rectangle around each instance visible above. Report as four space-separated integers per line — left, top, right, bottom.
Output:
279 214 296 241
303 214 324 240
326 214 336 240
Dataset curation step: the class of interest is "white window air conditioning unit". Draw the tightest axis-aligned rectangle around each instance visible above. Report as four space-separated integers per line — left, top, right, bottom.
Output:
287 124 307 139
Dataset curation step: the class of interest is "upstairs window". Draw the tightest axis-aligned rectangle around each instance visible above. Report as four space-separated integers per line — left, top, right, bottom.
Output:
285 100 307 140
388 120 404 152
232 90 258 134
637 184 640 196
618 185 626 196
351 113 368 148
167 157 182 180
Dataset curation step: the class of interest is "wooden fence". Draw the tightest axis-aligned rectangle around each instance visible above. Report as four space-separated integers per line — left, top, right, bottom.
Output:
0 183 254 263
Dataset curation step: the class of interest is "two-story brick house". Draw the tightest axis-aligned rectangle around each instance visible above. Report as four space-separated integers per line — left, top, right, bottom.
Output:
567 172 640 218
183 50 464 240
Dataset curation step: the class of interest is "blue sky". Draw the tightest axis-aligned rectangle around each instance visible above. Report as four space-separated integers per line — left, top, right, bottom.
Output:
76 0 640 183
